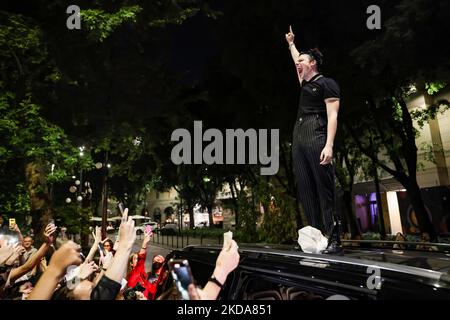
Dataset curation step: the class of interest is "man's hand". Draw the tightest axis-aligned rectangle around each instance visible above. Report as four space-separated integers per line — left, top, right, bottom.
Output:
43 223 57 244
320 145 333 165
285 25 295 45
47 241 83 277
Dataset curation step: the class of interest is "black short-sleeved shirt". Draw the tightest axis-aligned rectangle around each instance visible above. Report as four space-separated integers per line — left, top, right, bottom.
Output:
297 74 340 118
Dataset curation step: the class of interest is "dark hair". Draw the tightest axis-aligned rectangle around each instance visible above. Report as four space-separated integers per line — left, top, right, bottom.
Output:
52 285 74 300
103 239 116 254
300 48 323 71
123 283 146 300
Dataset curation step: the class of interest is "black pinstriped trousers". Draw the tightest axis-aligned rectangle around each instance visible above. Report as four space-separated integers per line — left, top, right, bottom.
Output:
293 114 336 237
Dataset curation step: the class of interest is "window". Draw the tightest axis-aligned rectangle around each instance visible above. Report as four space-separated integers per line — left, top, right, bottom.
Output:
239 276 325 300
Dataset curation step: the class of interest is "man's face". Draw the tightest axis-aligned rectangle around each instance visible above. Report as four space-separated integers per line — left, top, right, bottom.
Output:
296 54 316 78
23 237 33 249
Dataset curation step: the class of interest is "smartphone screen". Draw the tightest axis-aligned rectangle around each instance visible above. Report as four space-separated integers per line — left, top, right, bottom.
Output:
98 243 106 256
9 218 16 229
169 259 195 300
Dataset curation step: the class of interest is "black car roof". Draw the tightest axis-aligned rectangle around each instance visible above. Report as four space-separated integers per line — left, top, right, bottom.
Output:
177 243 450 286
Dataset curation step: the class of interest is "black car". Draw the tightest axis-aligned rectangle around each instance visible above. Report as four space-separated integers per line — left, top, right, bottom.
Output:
158 244 450 300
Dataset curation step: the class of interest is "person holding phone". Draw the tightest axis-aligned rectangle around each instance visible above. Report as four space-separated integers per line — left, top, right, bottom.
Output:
125 229 153 299
158 238 240 301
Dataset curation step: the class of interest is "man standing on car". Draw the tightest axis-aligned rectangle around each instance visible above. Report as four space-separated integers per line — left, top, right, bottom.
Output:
285 25 342 254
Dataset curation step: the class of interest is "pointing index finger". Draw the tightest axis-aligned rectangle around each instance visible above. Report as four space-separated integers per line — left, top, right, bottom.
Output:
289 25 293 34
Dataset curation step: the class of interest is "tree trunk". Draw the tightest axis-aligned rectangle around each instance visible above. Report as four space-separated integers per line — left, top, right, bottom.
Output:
207 204 214 227
372 164 386 239
25 162 52 244
188 204 195 229
230 181 239 227
406 179 437 240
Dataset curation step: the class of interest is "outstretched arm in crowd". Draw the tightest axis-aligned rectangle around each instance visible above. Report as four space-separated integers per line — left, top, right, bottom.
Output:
104 208 136 284
9 224 56 283
139 230 152 255
28 241 83 300
12 223 24 247
86 226 102 262
188 239 240 300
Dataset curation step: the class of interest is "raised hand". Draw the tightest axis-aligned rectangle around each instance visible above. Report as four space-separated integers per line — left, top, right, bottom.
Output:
0 243 15 265
285 25 295 44
4 244 25 266
100 251 113 270
93 226 102 244
12 223 21 234
43 223 57 244
143 230 153 248
118 208 135 250
214 240 240 285
79 260 99 280
47 241 83 276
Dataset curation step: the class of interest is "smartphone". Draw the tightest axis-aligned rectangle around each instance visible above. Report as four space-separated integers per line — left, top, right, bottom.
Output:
98 243 106 256
145 225 153 236
9 218 16 230
223 231 233 249
168 259 195 300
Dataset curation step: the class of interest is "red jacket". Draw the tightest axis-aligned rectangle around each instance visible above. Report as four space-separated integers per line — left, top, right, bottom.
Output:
126 252 153 299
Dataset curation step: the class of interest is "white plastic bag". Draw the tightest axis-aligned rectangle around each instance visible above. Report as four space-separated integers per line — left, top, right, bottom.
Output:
297 226 328 254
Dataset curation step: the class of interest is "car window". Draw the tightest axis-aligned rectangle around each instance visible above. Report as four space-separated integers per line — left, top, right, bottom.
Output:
238 275 326 300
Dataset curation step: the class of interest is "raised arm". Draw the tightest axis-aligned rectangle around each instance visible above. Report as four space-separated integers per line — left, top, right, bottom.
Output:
9 224 56 283
104 208 136 284
189 239 240 300
12 223 24 246
86 226 102 262
139 230 152 255
286 25 300 63
28 241 83 300
285 25 302 85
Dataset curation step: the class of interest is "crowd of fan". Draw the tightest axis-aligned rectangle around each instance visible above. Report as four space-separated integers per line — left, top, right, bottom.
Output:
0 211 239 300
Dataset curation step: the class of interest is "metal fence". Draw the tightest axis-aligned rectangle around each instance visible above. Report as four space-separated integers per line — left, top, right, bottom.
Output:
151 232 224 249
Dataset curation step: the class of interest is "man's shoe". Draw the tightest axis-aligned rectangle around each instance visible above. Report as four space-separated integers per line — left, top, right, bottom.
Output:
321 240 343 254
